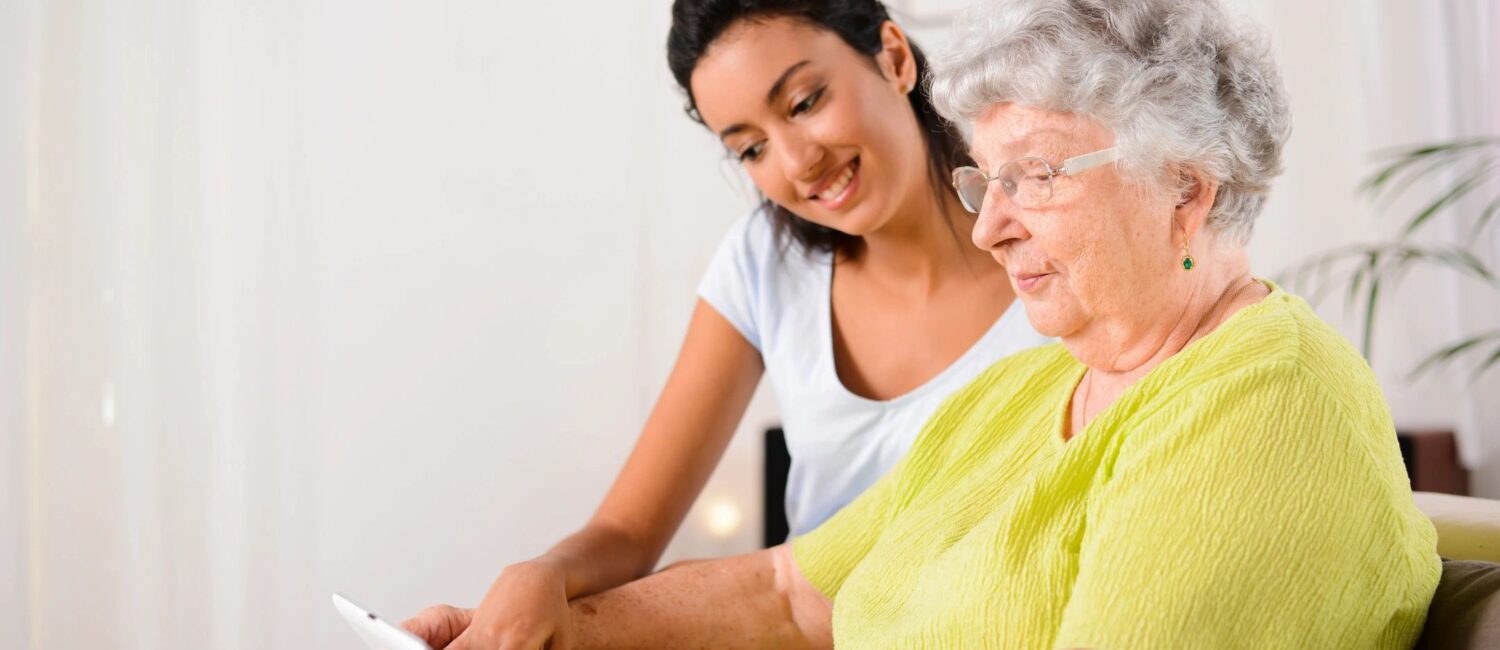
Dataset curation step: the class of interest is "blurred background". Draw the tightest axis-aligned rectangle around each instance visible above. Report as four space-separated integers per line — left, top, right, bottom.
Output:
1 0 1497 647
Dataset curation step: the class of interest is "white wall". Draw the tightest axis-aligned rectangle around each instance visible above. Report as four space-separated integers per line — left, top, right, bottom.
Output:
0 2 37 648
1 1 1495 649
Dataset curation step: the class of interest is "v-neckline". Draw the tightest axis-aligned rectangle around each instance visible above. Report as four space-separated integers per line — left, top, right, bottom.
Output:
821 257 1022 407
1048 279 1282 448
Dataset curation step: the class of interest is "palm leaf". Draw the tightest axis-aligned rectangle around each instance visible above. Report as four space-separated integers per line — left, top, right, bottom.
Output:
1361 137 1495 190
1409 330 1500 380
1361 272 1381 360
1365 148 1479 206
1469 192 1500 240
1362 137 1500 202
1277 244 1362 306
1281 243 1500 366
1476 341 1500 379
1388 246 1499 287
1289 135 1500 377
1399 157 1500 238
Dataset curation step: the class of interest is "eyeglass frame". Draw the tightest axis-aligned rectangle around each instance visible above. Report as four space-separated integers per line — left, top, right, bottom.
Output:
950 147 1120 214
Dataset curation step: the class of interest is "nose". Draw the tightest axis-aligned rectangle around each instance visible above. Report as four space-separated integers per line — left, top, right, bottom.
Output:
971 188 1027 253
775 129 827 184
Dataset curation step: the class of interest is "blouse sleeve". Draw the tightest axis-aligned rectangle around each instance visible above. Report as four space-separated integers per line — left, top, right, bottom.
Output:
696 209 771 352
789 447 911 602
787 359 1012 602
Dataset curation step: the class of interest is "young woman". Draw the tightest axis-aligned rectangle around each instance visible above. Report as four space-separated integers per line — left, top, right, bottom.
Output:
405 1 1049 648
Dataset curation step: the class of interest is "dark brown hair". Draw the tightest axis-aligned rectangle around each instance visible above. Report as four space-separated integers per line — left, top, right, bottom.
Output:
667 0 973 257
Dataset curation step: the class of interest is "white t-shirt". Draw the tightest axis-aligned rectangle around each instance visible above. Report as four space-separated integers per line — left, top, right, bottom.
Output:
697 209 1053 536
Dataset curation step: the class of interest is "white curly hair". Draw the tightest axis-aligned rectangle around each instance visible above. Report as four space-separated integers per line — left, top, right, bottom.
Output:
929 0 1292 244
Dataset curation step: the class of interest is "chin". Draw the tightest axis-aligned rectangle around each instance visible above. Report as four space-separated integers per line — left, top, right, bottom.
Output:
1017 298 1076 338
806 199 888 238
838 212 885 238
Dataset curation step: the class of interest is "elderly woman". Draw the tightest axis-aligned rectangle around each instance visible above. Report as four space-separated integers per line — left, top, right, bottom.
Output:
405 0 1440 648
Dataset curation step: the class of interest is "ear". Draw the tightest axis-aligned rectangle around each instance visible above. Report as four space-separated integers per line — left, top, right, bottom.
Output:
1172 166 1219 246
875 20 918 94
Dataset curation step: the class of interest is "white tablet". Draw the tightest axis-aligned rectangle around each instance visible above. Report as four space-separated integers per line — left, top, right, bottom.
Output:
331 592 434 650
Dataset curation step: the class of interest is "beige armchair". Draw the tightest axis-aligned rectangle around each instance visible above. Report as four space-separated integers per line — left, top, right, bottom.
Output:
1414 492 1500 563
1412 492 1500 649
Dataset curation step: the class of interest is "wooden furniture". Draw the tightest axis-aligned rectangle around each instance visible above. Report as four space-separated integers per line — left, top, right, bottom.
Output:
1400 429 1469 496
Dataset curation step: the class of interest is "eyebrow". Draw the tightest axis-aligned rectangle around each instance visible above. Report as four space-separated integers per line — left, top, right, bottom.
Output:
969 129 1073 169
717 60 813 141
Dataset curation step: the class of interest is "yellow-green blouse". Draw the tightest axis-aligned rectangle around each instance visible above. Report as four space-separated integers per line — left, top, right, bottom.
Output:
793 284 1439 649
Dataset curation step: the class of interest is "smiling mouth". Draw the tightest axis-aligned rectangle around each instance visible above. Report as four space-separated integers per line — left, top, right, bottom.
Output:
809 157 860 207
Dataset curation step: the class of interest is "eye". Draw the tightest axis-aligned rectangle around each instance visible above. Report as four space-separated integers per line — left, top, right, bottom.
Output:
737 141 766 163
790 87 825 116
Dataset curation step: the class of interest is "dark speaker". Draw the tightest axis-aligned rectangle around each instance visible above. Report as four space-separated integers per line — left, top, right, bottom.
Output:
764 427 791 548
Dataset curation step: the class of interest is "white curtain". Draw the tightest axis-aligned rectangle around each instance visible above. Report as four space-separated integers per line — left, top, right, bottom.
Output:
2 0 318 647
1 4 39 648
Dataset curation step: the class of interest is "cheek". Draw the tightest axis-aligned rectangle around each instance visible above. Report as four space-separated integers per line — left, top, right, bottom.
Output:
833 85 919 169
1051 210 1167 313
745 165 798 206
1031 217 1093 278
1032 217 1117 311
821 102 885 160
871 110 926 175
1067 244 1123 309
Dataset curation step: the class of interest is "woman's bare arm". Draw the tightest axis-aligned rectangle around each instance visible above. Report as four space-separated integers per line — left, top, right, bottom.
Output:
404 300 768 650
547 298 765 595
569 545 834 649
407 546 832 650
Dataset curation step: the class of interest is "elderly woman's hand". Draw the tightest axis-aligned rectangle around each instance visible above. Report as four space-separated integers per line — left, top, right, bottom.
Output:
401 559 575 650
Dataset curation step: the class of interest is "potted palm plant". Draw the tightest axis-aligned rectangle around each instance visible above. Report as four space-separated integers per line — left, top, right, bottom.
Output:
1282 135 1500 378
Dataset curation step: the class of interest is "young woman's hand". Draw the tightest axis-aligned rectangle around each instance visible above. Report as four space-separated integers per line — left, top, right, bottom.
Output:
403 560 575 650
401 603 474 649
403 302 762 648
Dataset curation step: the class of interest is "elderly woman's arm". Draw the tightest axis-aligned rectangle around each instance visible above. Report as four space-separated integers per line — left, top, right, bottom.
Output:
409 544 833 649
568 544 832 649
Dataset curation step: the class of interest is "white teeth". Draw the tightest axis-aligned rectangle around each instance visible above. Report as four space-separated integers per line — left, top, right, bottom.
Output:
816 165 856 201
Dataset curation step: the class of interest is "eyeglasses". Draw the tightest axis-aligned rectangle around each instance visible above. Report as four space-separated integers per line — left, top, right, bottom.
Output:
951 147 1119 213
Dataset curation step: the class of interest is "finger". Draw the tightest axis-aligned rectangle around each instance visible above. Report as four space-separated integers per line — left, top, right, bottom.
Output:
444 629 473 650
402 605 473 649
399 609 437 643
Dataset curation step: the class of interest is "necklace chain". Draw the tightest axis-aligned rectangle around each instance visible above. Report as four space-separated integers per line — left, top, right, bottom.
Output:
1073 275 1259 433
